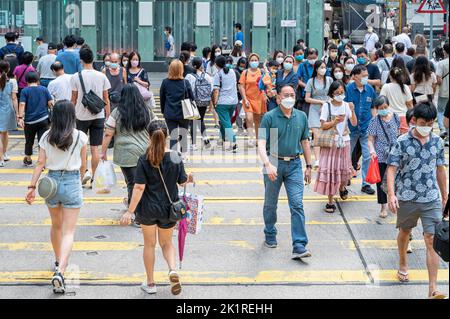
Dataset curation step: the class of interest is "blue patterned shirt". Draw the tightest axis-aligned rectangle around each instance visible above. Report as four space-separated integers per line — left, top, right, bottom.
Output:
387 130 447 203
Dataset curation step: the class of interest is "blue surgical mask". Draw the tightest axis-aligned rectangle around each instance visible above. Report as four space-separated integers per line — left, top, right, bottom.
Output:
249 61 259 69
377 109 389 117
295 55 304 62
283 62 293 70
357 57 367 65
238 67 245 71
110 63 119 69
226 63 233 69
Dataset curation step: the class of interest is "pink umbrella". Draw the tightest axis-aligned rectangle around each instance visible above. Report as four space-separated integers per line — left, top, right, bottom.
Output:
178 188 191 269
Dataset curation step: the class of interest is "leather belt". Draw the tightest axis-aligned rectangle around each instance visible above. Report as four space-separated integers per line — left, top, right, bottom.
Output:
269 153 300 161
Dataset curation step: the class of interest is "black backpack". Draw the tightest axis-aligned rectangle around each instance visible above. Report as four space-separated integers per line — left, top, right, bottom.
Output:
433 198 449 262
78 72 106 115
1 45 20 73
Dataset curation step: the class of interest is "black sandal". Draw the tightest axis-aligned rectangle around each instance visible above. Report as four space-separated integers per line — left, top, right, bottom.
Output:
340 188 349 200
325 203 336 214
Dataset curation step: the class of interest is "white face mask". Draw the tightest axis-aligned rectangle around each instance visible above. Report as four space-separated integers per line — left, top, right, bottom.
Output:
334 72 344 80
318 68 327 76
345 49 352 55
334 94 345 102
345 64 355 72
215 51 221 57
276 57 285 64
308 59 317 66
416 126 433 137
281 97 295 109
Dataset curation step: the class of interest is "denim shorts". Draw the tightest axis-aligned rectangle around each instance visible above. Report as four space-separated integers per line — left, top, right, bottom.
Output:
45 170 83 209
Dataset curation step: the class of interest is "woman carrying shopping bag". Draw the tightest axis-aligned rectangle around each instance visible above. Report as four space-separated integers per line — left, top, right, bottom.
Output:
120 120 194 296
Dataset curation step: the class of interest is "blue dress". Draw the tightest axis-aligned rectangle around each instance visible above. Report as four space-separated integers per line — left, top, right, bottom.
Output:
0 82 17 132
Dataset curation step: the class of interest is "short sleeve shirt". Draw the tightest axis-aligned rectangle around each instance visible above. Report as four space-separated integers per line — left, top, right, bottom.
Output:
305 77 333 108
259 107 310 157
387 131 447 203
214 69 238 105
320 101 353 142
368 114 400 163
345 82 377 134
20 86 53 124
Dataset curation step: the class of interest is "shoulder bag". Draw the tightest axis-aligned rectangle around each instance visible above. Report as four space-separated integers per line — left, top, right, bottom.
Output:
37 131 80 200
133 69 152 101
181 79 201 120
315 102 335 148
78 72 106 115
158 166 187 223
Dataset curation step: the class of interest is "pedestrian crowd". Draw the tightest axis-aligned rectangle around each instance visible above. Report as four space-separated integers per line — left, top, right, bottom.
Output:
0 24 448 299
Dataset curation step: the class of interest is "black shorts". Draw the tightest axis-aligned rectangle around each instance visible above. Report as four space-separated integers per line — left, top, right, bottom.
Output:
76 118 105 146
136 217 176 229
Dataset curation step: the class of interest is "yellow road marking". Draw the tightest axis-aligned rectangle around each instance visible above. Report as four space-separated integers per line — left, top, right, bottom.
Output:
0 217 394 227
3 154 263 161
0 167 265 174
344 240 425 250
0 269 447 284
0 195 378 204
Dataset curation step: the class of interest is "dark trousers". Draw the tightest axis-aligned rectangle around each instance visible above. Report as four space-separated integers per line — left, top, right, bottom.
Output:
189 106 208 144
352 139 362 170
166 118 190 153
376 162 388 204
24 119 49 156
120 166 136 204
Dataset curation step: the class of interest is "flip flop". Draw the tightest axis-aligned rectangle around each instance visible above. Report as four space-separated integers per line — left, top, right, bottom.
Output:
430 291 447 299
339 188 349 200
397 270 409 283
379 210 388 218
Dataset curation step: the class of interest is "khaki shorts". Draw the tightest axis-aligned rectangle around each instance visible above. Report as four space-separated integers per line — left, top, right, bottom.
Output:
397 200 442 234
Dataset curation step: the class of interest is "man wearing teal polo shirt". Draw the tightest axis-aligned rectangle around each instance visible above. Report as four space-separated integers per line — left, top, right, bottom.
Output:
258 84 313 260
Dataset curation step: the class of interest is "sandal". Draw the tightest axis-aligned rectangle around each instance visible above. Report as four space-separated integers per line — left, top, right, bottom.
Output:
397 270 409 283
169 270 182 295
430 291 447 299
325 203 336 214
379 210 388 218
339 188 349 200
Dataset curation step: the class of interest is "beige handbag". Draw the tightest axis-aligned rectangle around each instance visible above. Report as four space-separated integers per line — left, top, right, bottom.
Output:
315 102 336 148
181 80 200 120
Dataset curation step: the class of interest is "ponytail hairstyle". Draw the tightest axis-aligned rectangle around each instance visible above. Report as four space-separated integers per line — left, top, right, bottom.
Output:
147 120 168 168
390 67 406 94
0 61 9 91
215 55 229 74
47 100 76 151
192 57 203 71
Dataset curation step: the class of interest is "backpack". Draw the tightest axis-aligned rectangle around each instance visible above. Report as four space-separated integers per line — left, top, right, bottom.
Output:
193 72 212 107
1 45 20 73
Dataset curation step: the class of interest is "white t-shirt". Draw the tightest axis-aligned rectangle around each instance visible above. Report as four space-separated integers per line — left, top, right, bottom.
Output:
410 72 437 96
324 22 330 38
364 32 379 53
380 83 413 115
437 58 449 98
392 33 412 49
320 101 352 142
70 69 111 121
167 35 175 58
39 129 88 171
48 74 73 102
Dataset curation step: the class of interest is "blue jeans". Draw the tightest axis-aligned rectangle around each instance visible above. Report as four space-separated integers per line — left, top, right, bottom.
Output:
350 131 371 187
263 158 308 249
437 97 448 133
215 104 236 143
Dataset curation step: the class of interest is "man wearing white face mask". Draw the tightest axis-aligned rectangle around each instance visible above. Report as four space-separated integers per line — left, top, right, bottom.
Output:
386 103 448 299
258 85 313 260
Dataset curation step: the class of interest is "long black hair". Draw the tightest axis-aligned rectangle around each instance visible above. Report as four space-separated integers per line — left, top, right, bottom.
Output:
117 84 151 132
391 57 410 84
0 61 9 90
47 100 76 151
209 44 220 67
215 55 230 74
413 56 431 84
390 67 407 94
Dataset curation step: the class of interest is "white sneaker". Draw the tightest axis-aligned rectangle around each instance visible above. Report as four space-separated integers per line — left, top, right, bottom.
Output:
3 153 9 162
314 160 320 168
141 282 157 294
407 242 413 254
82 171 91 186
189 144 198 151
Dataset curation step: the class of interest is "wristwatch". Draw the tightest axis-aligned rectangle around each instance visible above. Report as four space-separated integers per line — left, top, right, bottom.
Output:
306 164 313 169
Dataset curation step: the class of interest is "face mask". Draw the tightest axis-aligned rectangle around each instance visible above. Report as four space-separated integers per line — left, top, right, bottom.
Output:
225 64 233 69
295 55 304 62
281 97 295 109
308 59 317 66
283 62 293 70
357 57 367 65
110 63 119 69
416 126 433 137
215 51 221 57
104 61 111 67
345 63 355 72
122 61 128 67
342 39 349 45
330 52 338 59
345 49 352 55
249 61 259 69
131 60 139 67
318 68 327 76
340 59 346 65
377 109 389 117
276 57 285 64
334 94 345 102
334 72 344 80
361 76 369 85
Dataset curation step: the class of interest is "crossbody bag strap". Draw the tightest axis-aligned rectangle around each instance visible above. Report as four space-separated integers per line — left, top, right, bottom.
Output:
157 166 173 205
17 66 29 84
377 115 391 144
327 102 332 122
63 131 80 172
78 72 87 95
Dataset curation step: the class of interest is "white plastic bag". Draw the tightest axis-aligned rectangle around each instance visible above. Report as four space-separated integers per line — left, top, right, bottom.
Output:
239 104 246 119
93 161 117 194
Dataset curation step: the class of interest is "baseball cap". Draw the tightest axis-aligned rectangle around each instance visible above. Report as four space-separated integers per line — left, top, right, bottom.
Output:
47 42 57 50
35 36 44 42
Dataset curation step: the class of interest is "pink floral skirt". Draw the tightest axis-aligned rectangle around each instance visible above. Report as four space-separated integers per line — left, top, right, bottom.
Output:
314 141 354 196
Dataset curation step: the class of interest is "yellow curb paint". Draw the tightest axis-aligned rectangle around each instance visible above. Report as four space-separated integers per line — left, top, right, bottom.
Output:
0 270 447 284
343 240 425 250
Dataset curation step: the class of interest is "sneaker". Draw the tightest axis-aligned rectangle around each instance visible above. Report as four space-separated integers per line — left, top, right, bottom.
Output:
292 246 312 260
313 160 319 168
361 185 376 195
141 282 157 294
54 261 60 272
247 140 256 148
203 139 211 150
169 270 182 295
445 138 449 147
226 144 238 153
264 240 278 248
407 242 413 254
52 271 65 294
82 171 91 186
23 157 32 167
0 160 4 168
3 153 9 162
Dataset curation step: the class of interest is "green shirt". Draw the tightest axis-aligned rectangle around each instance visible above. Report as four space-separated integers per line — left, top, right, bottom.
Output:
105 108 152 167
259 107 310 157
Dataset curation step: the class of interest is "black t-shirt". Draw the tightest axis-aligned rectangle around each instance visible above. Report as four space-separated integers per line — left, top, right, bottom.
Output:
134 152 188 221
367 63 381 81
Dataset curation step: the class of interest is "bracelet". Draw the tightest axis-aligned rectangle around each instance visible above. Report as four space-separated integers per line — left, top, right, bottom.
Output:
27 185 36 189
